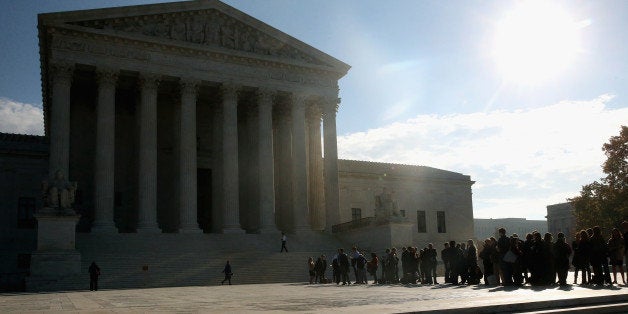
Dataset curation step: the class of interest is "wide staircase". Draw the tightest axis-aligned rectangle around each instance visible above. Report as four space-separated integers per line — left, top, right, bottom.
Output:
28 232 346 291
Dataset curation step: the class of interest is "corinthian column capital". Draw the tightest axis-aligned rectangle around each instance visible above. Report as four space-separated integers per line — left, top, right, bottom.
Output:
49 61 74 86
138 73 161 91
180 78 200 96
96 67 119 86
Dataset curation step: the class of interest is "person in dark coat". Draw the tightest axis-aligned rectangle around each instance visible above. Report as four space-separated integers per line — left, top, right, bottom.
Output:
554 233 572 286
221 260 233 285
441 242 451 283
367 252 379 284
338 248 350 285
572 230 591 285
590 226 611 285
478 238 494 285
89 261 100 291
332 256 340 284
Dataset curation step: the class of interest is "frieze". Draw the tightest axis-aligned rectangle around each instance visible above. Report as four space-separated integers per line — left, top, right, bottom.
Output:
50 30 337 89
68 9 325 67
51 36 151 61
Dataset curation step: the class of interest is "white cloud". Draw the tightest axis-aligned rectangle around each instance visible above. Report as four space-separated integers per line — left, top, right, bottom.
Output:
0 98 44 135
338 94 628 219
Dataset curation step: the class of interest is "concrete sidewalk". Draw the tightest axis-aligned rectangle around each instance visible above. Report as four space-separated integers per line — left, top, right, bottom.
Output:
2 280 628 313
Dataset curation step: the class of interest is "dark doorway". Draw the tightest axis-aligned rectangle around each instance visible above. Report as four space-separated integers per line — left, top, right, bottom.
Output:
197 168 212 232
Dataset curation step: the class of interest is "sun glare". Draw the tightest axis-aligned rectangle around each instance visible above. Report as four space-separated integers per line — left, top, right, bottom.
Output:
492 1 583 84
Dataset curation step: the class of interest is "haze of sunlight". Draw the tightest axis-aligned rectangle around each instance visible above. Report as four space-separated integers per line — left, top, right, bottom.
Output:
492 1 587 85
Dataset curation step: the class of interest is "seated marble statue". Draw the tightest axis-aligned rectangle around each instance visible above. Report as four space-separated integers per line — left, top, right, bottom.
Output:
42 170 77 210
375 187 401 222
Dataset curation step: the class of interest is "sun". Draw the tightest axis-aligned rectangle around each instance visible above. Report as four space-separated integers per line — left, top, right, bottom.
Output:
492 1 583 84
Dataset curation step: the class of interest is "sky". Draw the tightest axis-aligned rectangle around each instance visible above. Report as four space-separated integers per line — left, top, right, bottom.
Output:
1 0 628 220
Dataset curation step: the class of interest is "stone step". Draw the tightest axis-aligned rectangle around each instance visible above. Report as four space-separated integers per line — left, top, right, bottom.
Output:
28 232 346 291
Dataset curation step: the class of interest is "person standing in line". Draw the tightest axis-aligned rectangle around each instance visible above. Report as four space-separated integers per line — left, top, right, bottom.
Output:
622 221 628 282
553 232 572 286
338 248 350 285
367 252 379 284
608 228 626 285
280 232 288 252
221 260 233 285
89 261 100 291
441 242 451 283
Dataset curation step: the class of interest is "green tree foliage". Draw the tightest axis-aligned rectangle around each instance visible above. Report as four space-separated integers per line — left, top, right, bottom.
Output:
570 125 628 231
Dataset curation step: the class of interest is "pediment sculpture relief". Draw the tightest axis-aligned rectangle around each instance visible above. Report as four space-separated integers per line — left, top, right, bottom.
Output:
69 10 325 66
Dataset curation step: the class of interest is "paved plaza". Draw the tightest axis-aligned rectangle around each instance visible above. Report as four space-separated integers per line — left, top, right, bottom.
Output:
3 276 628 313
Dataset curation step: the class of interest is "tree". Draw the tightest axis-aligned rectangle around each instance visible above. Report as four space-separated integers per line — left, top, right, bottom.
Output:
570 125 628 231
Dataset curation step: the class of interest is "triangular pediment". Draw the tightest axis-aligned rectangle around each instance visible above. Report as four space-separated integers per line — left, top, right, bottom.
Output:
39 0 350 73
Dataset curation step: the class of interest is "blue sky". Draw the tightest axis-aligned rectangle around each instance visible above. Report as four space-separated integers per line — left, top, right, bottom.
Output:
1 0 628 220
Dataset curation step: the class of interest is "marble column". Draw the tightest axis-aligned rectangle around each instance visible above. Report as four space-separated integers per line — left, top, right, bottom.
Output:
308 105 325 230
137 73 160 233
273 106 292 232
290 93 310 232
221 83 243 233
48 62 74 179
92 68 118 234
178 78 201 233
323 97 341 232
257 89 278 233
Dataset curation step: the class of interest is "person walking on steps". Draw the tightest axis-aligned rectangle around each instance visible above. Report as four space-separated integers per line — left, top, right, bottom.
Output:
221 260 233 285
281 232 288 252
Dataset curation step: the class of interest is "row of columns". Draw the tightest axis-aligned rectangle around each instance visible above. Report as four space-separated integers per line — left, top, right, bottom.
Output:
47 61 341 234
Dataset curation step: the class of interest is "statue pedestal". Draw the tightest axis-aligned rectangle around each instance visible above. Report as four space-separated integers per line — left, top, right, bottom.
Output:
333 219 413 253
27 211 81 291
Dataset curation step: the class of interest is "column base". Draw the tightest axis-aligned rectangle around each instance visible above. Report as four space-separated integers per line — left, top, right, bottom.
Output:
179 227 203 234
222 227 245 234
137 225 162 233
91 222 118 234
259 226 280 234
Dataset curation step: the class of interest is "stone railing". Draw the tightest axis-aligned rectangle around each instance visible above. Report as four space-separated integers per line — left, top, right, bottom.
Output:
331 217 375 233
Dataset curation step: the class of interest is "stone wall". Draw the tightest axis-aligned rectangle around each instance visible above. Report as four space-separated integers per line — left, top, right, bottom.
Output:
337 160 475 250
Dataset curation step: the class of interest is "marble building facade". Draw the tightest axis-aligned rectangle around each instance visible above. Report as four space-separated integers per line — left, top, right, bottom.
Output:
37 0 349 234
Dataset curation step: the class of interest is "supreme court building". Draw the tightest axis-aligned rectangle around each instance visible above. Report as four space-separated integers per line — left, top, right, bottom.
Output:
38 0 349 235
0 0 474 290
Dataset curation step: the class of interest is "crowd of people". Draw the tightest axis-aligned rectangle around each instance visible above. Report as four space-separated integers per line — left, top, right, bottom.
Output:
310 222 628 288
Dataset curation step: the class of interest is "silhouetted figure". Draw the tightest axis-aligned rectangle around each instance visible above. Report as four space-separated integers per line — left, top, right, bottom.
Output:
280 232 288 252
554 233 572 286
89 261 100 291
221 260 233 285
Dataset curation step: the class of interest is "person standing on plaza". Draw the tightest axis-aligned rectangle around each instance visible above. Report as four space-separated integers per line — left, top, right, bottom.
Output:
496 228 512 285
308 257 316 284
441 242 451 283
221 260 233 285
553 233 572 286
280 232 288 252
89 261 100 291
590 226 611 285
572 230 592 285
622 221 628 282
338 248 350 285
607 228 626 285
367 252 379 284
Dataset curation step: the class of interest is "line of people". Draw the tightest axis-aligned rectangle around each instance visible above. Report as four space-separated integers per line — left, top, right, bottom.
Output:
310 223 628 288
480 225 627 287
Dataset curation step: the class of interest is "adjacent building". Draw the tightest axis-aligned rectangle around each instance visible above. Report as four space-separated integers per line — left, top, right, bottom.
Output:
546 202 576 242
474 218 548 240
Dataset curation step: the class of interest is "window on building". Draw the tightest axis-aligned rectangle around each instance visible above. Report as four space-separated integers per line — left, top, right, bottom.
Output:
399 210 406 217
17 197 36 229
437 211 446 233
417 210 426 233
351 208 362 221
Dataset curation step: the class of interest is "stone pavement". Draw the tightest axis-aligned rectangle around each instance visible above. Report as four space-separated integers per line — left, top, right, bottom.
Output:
3 277 628 314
